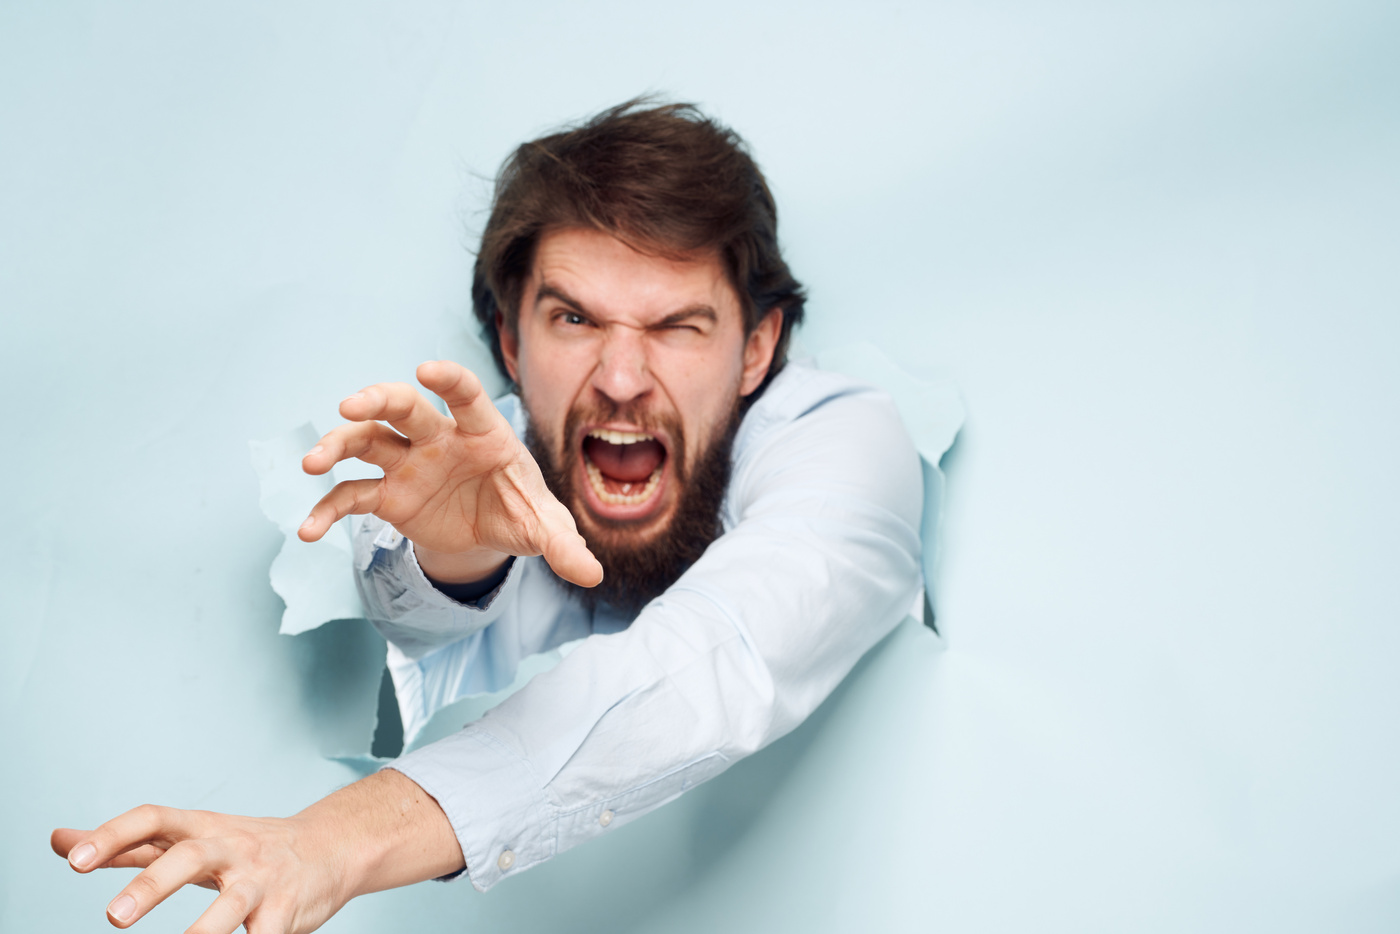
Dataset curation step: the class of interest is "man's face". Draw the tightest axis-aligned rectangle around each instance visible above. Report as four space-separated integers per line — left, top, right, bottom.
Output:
500 226 779 608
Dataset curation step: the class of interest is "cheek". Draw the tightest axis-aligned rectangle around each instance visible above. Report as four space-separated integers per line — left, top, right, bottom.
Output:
517 335 590 425
651 343 745 458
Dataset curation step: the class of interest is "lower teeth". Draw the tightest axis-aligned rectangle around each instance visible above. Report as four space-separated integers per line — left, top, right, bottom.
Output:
586 461 662 505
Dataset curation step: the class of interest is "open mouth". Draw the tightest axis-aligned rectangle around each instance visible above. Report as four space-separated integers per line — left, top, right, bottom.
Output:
581 428 667 512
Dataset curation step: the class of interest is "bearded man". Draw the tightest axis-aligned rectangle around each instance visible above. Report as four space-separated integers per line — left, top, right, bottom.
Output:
52 101 925 933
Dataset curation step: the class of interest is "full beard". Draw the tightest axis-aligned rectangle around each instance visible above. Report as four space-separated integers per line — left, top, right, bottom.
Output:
525 401 741 616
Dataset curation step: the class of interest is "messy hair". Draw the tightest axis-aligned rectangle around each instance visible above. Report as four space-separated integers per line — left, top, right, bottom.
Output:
471 99 806 394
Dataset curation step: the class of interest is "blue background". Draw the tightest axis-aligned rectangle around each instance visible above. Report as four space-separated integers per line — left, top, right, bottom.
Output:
3 1 1398 931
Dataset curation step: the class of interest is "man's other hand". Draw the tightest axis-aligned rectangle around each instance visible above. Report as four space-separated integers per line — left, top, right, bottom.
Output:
51 770 464 934
298 360 603 588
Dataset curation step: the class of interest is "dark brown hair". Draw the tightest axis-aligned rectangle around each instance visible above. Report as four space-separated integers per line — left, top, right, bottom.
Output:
471 99 806 394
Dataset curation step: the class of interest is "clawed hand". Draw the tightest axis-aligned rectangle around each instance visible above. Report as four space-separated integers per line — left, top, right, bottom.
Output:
299 359 601 588
50 770 462 934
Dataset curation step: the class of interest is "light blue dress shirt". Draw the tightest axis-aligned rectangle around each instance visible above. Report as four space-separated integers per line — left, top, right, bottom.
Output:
354 363 925 891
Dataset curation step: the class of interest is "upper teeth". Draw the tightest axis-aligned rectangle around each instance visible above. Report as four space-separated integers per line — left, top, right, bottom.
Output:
588 429 654 445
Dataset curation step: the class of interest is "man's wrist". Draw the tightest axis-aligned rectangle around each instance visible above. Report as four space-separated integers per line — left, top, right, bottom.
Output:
414 544 511 585
300 770 465 901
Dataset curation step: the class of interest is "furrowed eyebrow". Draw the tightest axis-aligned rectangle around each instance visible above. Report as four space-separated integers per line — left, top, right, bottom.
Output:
535 282 589 315
536 282 719 330
650 305 718 329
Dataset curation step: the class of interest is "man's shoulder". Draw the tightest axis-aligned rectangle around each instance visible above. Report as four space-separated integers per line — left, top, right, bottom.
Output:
735 361 901 453
723 360 923 529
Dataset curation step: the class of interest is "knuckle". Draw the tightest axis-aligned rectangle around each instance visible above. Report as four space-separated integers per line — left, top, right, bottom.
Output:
129 871 164 899
220 882 256 915
169 837 210 863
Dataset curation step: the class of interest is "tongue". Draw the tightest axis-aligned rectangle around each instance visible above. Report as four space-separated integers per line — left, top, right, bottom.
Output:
584 437 664 482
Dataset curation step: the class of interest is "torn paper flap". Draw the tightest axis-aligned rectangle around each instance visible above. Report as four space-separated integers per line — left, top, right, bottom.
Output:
814 342 965 465
249 424 365 634
814 342 965 631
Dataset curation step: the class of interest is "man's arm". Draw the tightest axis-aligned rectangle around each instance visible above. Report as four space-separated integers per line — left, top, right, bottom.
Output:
51 361 594 932
50 367 924 925
377 367 925 890
51 770 461 933
348 514 594 744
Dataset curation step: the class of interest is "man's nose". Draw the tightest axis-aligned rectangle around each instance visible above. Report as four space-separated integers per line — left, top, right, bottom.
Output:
591 328 654 406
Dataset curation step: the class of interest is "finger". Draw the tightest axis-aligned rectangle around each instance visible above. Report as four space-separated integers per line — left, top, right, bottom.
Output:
339 381 448 444
302 421 410 476
52 828 166 868
60 804 201 873
104 838 222 929
417 360 507 437
298 478 384 543
103 844 166 870
537 501 605 588
184 881 262 934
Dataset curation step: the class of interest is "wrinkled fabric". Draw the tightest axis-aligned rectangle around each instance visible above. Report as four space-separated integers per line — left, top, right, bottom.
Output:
356 364 926 891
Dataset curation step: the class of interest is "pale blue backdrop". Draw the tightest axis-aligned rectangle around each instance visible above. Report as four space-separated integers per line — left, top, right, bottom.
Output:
3 1 1398 931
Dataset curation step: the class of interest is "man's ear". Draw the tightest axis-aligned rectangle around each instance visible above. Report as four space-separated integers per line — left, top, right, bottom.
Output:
497 310 521 384
739 308 784 397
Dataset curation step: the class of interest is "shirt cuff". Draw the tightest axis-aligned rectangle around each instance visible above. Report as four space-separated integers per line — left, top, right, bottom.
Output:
396 539 516 614
385 725 559 892
425 556 515 607
356 519 525 661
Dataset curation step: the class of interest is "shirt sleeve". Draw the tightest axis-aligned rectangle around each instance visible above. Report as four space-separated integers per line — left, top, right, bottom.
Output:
380 377 925 892
353 519 592 744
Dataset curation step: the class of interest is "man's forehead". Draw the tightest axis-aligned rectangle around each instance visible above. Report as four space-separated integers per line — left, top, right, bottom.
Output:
527 227 741 324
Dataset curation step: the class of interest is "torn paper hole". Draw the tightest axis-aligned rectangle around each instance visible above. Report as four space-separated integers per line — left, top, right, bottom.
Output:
251 333 964 765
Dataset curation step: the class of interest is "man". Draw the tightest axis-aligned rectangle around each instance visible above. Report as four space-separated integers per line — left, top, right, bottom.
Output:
51 101 924 933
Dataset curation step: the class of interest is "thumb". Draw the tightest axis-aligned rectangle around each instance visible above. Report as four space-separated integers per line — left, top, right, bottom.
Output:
536 504 604 588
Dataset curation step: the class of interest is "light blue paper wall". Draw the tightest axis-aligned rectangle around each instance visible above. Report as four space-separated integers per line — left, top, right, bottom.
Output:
3 2 1398 931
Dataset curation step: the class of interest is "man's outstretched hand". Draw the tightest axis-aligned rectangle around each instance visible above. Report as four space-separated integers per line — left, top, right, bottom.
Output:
298 360 602 588
51 770 464 933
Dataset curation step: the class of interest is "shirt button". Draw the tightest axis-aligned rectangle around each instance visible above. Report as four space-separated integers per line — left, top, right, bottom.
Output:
497 850 515 871
599 809 614 827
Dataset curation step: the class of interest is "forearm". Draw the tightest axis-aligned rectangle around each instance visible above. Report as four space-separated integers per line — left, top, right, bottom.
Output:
391 501 922 891
297 769 464 898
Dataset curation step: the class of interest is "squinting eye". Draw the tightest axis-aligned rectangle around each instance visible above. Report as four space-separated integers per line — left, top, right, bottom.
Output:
562 312 588 326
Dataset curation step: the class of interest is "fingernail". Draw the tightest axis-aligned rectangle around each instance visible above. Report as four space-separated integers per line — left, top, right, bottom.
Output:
108 894 136 922
342 392 364 405
308 444 323 456
69 843 96 869
300 516 315 531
